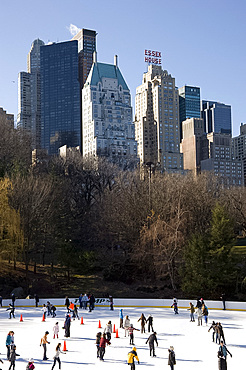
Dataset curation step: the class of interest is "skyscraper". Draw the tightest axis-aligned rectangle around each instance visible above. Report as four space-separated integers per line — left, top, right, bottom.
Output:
232 123 246 185
17 39 45 149
179 85 201 140
134 64 183 173
40 40 80 155
82 54 137 166
71 28 97 89
201 100 232 135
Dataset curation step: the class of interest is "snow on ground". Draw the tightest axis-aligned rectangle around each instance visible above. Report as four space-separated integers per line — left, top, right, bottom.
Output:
0 304 245 369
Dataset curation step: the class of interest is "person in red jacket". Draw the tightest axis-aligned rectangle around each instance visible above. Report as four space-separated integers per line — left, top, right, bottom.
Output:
99 333 110 361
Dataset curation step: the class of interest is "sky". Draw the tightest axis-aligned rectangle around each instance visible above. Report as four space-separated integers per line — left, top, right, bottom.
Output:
0 0 245 136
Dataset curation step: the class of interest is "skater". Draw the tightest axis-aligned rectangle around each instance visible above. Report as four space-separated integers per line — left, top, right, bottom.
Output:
64 314 71 338
104 320 112 341
171 299 178 314
6 304 15 319
0 295 3 307
218 340 232 370
128 324 140 345
41 304 47 320
99 333 110 361
34 294 39 308
11 294 15 308
6 331 14 360
220 293 226 310
96 332 102 359
79 294 83 309
202 303 209 325
51 343 66 369
40 331 50 360
124 315 131 337
119 309 124 328
64 297 70 312
73 304 79 320
47 301 52 316
8 344 19 370
82 294 88 309
109 295 114 310
146 315 154 332
89 293 95 312
146 332 158 357
127 347 139 370
218 323 226 344
197 306 203 326
168 346 176 370
26 358 35 370
51 304 57 318
208 321 217 342
195 298 202 309
188 302 195 321
53 322 59 339
138 313 147 333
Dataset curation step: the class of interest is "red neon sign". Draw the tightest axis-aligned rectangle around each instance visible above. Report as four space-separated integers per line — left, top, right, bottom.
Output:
144 50 162 65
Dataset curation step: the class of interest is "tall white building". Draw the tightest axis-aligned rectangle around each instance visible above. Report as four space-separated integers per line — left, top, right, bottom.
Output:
17 39 44 149
82 54 137 167
134 64 183 172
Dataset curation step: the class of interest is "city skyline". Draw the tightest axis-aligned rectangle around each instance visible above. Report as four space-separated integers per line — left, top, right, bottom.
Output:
0 0 246 136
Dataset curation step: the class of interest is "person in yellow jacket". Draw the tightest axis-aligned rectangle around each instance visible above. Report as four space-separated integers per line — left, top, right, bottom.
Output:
128 347 139 370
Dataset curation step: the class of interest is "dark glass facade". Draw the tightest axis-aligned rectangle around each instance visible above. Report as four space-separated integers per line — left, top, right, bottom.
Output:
40 41 80 155
179 85 201 140
201 100 232 135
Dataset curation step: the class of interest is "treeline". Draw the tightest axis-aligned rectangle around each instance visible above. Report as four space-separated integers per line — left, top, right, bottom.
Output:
1 115 246 299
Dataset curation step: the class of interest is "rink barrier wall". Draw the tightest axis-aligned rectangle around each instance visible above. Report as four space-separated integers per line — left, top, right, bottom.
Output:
1 298 246 311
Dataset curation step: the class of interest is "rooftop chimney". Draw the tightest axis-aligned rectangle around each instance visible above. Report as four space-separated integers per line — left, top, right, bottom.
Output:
114 55 118 67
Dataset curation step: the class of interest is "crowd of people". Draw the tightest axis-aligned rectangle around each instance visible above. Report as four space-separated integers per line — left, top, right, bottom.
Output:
0 294 233 370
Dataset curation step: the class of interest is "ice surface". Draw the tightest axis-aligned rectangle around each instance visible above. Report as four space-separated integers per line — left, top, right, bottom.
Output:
0 304 245 369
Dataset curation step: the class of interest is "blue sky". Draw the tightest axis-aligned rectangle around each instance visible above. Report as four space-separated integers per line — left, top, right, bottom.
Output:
0 0 245 135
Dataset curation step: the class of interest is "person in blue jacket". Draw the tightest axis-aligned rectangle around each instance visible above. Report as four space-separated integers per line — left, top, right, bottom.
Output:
6 331 14 360
119 309 124 328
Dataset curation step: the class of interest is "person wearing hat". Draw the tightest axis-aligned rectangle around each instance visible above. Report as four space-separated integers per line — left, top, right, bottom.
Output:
40 331 50 360
168 346 176 370
127 346 139 370
8 344 20 370
146 332 158 357
26 358 35 370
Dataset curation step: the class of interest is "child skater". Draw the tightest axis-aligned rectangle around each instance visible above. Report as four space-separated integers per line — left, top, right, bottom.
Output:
53 322 59 339
26 358 35 370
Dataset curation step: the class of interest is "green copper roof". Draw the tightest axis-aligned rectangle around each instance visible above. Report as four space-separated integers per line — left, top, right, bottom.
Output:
87 62 129 90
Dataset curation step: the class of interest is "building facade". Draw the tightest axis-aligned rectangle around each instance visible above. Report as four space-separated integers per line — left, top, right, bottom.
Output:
179 85 200 140
134 64 183 173
40 40 81 155
17 39 45 149
71 28 97 89
82 54 137 167
0 107 14 127
180 117 208 175
201 100 232 135
201 133 243 186
232 123 246 185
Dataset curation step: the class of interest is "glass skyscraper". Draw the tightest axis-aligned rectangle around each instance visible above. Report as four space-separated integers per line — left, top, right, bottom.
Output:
40 40 80 155
201 100 232 135
179 85 201 140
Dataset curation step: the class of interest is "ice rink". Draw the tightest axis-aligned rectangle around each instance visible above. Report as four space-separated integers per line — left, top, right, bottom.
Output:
0 303 245 369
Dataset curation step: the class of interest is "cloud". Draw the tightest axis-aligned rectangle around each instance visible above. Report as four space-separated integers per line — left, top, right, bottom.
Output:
67 24 81 36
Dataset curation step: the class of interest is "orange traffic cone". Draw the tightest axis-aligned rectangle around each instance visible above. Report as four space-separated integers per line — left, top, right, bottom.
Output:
98 320 102 328
42 314 45 322
113 324 116 333
20 314 23 322
80 317 84 325
63 340 67 351
115 329 119 338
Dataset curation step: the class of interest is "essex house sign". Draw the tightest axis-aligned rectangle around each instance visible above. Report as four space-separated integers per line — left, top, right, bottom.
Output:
144 49 162 65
